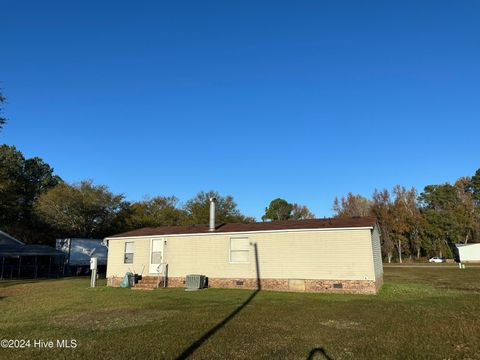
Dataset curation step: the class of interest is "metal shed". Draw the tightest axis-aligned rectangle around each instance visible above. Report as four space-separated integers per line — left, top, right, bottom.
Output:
0 230 65 279
56 238 108 275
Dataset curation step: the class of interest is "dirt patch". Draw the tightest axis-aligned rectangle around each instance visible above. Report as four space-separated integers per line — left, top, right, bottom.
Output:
51 308 179 331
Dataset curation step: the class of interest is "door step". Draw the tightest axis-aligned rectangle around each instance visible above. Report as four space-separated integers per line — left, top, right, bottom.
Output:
132 276 166 290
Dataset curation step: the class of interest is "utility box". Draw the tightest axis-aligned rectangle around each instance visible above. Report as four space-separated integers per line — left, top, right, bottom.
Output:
185 274 206 290
90 257 97 270
90 257 98 288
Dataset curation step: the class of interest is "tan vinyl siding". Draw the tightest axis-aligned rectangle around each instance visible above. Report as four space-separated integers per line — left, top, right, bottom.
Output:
106 239 151 278
107 228 376 280
371 226 383 279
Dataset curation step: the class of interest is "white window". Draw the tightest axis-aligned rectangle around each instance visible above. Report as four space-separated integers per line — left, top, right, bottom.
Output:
230 238 250 263
124 242 134 264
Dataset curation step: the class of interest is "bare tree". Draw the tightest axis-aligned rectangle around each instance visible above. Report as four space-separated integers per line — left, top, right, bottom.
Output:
332 193 372 218
372 189 395 263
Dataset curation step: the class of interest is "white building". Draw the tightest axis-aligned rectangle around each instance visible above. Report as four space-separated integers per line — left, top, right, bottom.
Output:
455 243 480 263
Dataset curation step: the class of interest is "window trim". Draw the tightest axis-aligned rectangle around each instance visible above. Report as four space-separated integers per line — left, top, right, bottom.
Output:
124 241 134 264
229 237 250 264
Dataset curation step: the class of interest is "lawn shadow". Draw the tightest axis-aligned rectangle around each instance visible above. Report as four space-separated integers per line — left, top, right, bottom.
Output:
175 243 261 360
0 279 40 288
307 347 334 360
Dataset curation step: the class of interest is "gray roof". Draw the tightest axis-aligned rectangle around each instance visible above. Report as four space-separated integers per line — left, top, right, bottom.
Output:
0 230 24 246
0 230 64 258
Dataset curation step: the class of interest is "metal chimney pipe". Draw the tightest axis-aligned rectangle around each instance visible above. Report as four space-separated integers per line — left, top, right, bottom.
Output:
209 197 216 231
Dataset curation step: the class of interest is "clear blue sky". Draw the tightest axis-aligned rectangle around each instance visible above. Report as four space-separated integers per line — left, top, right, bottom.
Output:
1 1 479 220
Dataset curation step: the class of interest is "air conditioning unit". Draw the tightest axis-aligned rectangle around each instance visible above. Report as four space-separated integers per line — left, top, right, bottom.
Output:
185 274 206 290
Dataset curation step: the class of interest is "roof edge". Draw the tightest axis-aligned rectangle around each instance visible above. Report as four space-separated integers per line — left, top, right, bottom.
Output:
0 230 25 245
107 217 377 240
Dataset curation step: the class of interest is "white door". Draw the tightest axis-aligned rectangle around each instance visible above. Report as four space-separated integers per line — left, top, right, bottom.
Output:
149 238 164 274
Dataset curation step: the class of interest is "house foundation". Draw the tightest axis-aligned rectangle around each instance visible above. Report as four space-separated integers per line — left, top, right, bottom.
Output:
107 275 382 294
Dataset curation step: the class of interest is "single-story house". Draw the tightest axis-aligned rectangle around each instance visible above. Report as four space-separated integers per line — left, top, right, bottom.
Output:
105 200 383 294
455 243 480 263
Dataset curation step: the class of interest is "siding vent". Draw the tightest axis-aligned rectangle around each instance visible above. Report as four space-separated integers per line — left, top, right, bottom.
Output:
236 280 244 286
333 283 343 289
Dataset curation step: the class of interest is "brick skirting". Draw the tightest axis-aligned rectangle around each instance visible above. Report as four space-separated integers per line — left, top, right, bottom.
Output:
107 276 123 287
120 276 383 294
206 278 382 294
165 277 185 287
107 276 382 294
304 279 378 294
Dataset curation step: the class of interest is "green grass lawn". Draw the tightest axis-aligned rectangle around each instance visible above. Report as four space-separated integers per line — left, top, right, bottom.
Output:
1 267 479 360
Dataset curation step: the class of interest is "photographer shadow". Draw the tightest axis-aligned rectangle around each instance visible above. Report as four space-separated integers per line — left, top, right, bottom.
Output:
176 243 262 359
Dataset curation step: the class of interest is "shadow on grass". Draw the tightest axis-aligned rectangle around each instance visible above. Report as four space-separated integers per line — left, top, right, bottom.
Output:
0 279 40 288
307 347 334 360
175 243 261 360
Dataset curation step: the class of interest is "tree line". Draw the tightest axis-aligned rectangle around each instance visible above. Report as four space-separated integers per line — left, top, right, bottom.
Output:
1 144 479 262
0 145 316 245
332 171 480 262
